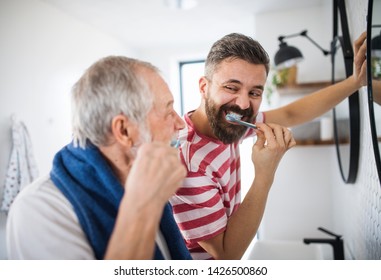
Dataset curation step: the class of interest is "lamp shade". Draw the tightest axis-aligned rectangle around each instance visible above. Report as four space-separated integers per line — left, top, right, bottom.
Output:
371 32 381 58
274 42 304 69
371 31 381 49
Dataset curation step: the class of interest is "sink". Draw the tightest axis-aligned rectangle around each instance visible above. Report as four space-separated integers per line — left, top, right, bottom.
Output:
245 240 326 260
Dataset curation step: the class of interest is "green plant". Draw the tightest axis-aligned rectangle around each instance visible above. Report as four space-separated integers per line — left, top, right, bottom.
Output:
264 67 291 106
371 57 381 79
272 68 290 88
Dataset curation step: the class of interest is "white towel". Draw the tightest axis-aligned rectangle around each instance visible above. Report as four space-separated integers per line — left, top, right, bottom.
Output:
1 116 39 213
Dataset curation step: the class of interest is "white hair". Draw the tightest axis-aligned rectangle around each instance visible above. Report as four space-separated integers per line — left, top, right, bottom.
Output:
71 56 157 148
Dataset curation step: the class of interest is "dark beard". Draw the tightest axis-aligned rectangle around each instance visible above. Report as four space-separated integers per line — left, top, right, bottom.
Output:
205 98 254 144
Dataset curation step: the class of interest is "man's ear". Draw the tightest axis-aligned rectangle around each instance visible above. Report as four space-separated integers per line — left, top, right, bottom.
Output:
111 115 133 148
199 76 209 99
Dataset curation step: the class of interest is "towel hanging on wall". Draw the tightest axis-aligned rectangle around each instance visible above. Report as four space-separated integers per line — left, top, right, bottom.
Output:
1 115 39 213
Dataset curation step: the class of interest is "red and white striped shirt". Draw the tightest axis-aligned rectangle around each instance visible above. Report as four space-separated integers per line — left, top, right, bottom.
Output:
170 111 264 260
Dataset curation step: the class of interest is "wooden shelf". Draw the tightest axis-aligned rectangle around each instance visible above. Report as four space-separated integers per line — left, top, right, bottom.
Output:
294 138 352 146
295 139 335 146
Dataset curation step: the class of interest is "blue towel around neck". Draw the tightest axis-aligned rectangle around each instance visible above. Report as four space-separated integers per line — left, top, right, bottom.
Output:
50 142 191 260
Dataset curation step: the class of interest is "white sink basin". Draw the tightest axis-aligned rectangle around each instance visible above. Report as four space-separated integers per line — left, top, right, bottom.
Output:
246 240 326 260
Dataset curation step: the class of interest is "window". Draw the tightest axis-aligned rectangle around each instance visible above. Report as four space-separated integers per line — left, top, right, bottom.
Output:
179 60 205 116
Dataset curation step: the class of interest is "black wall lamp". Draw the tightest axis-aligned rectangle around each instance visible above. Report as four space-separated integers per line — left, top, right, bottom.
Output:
274 30 331 69
371 28 381 58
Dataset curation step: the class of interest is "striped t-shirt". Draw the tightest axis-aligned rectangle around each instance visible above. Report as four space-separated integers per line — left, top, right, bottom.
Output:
170 111 264 260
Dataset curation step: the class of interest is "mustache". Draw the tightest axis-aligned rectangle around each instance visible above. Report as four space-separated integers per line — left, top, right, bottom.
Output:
220 104 253 117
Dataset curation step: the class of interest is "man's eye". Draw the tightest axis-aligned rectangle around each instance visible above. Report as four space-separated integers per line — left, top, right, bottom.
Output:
249 91 262 97
224 86 237 91
167 111 175 118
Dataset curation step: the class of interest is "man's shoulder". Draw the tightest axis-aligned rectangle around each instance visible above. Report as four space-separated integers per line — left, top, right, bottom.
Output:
6 174 94 259
9 174 73 219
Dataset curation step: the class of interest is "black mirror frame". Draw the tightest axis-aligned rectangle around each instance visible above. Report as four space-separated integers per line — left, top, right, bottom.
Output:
366 0 381 184
332 0 361 183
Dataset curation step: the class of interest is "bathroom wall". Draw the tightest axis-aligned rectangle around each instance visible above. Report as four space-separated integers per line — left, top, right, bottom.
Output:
0 0 136 259
254 0 381 259
334 0 381 260
255 3 333 84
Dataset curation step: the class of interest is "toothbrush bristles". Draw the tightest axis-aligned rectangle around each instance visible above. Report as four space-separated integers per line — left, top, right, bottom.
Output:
226 112 241 120
225 113 257 130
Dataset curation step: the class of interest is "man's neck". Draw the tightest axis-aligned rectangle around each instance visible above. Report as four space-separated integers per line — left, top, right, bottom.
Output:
98 144 132 187
190 108 216 140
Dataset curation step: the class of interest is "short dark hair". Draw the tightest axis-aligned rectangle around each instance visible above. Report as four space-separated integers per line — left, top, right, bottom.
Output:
205 33 270 79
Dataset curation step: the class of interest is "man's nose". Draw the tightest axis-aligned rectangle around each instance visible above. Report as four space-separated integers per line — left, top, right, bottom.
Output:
175 112 185 130
235 93 250 110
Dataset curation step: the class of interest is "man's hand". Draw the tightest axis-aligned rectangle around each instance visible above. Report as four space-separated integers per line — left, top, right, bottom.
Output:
252 123 296 184
106 142 186 260
353 31 367 87
125 142 186 209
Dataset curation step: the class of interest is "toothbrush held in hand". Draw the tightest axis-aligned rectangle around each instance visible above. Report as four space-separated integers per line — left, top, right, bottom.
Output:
225 113 257 130
170 139 181 148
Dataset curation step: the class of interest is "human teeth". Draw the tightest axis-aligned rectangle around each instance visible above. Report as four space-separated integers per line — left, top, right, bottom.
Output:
228 112 242 120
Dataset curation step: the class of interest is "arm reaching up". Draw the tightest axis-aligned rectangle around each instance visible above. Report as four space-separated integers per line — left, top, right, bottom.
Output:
265 31 367 127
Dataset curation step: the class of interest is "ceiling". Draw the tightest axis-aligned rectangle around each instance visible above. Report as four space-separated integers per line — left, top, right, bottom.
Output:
41 0 326 48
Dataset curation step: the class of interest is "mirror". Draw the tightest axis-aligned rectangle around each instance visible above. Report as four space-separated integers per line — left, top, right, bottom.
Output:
332 37 357 182
367 0 381 184
332 0 360 183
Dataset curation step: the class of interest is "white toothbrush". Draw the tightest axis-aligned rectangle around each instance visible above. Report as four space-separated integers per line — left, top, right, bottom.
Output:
225 113 257 130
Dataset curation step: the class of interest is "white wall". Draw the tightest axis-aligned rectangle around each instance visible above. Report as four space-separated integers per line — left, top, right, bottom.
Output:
256 3 332 83
259 146 336 239
0 0 136 259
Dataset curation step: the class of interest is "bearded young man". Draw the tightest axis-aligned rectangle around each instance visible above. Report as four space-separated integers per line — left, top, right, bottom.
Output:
170 32 367 260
